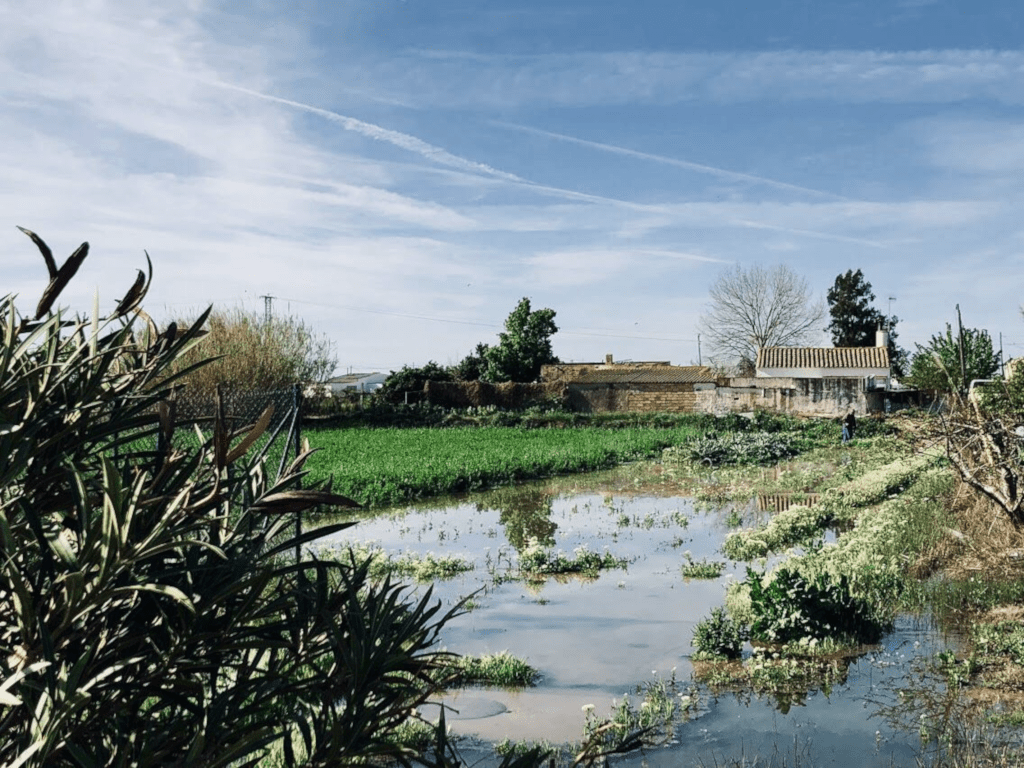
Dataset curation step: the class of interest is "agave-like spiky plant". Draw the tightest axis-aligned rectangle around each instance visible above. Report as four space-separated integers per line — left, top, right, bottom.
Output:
0 230 467 766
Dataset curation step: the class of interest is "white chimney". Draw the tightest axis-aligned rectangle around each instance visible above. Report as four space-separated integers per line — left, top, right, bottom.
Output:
876 327 889 348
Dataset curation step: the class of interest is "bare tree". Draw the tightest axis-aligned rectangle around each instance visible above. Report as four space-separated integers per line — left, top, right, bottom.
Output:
698 263 825 374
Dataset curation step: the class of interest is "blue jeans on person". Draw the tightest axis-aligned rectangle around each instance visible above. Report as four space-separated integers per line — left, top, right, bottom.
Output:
842 425 850 444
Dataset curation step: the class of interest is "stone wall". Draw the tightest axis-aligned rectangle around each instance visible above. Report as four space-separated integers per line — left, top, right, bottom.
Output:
693 377 874 417
426 376 888 416
566 383 713 413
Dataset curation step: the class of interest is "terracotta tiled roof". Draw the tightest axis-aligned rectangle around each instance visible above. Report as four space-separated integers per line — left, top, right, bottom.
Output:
570 366 717 384
756 347 890 369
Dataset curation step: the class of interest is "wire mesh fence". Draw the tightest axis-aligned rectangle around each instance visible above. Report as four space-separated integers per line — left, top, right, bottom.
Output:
170 385 306 559
164 386 303 480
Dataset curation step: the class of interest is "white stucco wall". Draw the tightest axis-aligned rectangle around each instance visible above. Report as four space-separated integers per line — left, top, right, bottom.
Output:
757 366 889 379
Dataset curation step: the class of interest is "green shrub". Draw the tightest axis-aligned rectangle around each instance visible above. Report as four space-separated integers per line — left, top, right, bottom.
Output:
745 567 888 645
691 606 746 660
0 231 466 767
677 431 798 467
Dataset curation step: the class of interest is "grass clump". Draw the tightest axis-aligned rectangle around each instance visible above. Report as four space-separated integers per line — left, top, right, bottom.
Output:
444 651 539 687
694 650 850 714
580 670 697 753
493 738 554 763
340 544 474 582
681 552 726 579
519 539 627 579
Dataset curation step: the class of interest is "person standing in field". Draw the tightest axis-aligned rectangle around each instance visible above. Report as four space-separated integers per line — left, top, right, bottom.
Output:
842 408 856 445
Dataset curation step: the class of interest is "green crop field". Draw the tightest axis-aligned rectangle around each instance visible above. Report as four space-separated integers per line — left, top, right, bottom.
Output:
303 425 704 507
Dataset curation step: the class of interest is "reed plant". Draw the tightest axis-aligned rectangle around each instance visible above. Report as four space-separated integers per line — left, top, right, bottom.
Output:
162 306 335 398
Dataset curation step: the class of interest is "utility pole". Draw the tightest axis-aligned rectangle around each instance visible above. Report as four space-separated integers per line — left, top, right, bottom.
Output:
887 297 896 331
956 304 966 393
260 295 275 324
697 334 702 366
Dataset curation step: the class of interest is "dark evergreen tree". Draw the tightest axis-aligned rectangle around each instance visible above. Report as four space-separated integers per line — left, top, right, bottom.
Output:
826 269 907 376
378 360 452 402
827 269 878 346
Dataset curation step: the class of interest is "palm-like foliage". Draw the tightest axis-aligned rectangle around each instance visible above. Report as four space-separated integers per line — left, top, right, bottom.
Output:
0 230 463 766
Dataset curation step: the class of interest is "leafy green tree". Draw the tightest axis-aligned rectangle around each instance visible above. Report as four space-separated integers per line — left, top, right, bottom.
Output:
379 361 453 402
906 323 1000 393
826 269 907 376
451 342 491 382
483 298 559 383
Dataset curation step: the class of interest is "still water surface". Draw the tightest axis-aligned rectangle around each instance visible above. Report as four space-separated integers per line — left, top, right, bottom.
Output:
315 464 966 766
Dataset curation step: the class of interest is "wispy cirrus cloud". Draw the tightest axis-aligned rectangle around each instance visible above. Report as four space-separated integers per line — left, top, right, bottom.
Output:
356 49 1024 108
493 122 849 200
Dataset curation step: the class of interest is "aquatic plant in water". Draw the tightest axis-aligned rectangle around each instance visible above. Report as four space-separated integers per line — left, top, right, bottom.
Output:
745 566 888 645
691 606 746 660
442 651 539 687
681 552 726 579
518 538 627 579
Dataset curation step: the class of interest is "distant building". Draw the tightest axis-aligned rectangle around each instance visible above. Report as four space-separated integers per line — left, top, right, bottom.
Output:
326 372 386 394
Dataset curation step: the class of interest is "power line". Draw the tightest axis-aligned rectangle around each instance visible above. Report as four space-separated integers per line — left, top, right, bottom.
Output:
270 295 698 343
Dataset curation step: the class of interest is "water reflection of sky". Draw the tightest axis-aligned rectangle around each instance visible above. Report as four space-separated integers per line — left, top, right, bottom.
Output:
313 466 972 767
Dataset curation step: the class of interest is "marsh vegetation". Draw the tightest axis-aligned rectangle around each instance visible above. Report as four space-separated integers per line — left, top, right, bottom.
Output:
309 415 1024 767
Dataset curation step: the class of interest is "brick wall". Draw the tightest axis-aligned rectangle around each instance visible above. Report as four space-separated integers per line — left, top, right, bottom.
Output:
567 383 702 413
424 380 566 408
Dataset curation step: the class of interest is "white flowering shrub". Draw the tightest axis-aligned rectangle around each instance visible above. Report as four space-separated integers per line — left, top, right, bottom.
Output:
722 449 945 561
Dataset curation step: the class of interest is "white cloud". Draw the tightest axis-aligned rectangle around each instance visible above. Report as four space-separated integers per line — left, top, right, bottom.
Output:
354 49 1024 108
913 117 1024 174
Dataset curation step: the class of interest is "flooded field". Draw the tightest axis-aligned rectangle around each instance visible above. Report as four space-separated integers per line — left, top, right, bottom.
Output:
314 463 977 767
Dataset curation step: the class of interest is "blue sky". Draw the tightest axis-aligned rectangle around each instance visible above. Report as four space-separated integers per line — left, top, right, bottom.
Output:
4 0 1024 374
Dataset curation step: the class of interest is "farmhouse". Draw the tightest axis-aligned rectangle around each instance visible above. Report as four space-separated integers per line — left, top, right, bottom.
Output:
709 331 893 417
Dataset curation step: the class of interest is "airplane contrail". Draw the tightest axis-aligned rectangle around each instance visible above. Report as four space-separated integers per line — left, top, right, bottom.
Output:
493 121 850 201
200 78 527 183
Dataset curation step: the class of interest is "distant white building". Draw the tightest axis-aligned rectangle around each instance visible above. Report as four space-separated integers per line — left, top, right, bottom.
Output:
327 372 387 394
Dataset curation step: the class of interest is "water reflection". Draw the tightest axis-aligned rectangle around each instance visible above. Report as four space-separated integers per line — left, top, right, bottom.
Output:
757 493 821 512
475 486 556 553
